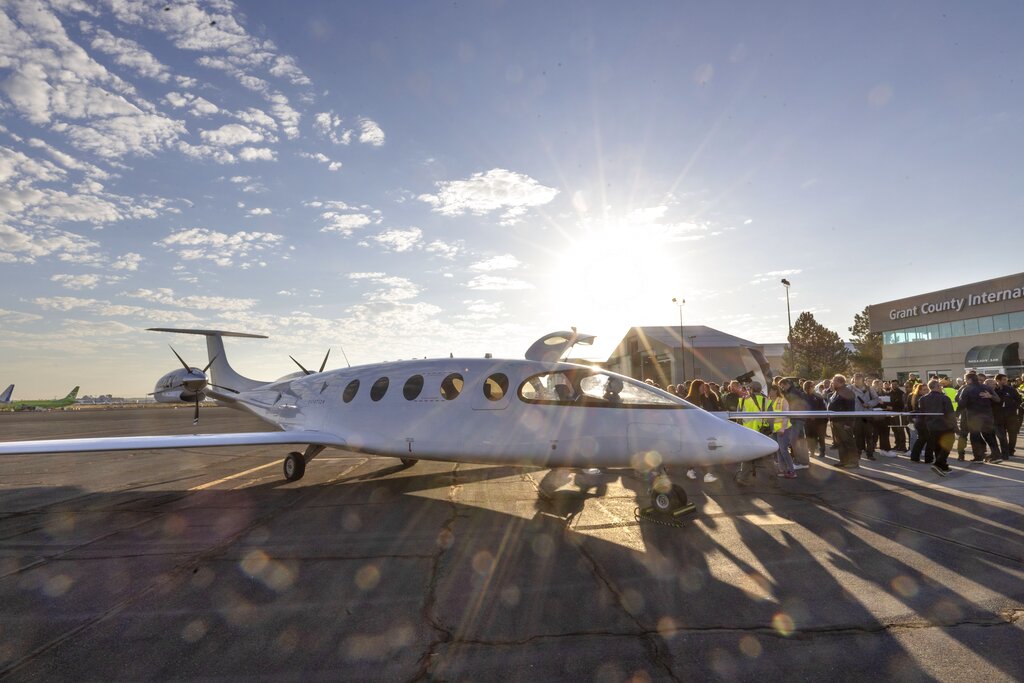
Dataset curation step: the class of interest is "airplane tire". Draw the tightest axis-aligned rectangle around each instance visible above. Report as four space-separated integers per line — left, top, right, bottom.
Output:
652 484 687 514
400 458 418 468
284 452 306 481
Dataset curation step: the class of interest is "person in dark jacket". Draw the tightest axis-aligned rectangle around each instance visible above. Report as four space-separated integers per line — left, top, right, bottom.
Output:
908 382 934 463
918 379 957 475
1000 374 1022 458
827 374 859 468
885 381 908 451
802 380 828 458
957 372 1002 462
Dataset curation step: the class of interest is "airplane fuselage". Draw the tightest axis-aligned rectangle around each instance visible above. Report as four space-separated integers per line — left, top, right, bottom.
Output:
222 357 776 469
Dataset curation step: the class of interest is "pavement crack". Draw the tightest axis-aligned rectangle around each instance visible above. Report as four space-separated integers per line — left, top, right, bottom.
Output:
410 462 459 683
573 539 681 682
0 487 310 680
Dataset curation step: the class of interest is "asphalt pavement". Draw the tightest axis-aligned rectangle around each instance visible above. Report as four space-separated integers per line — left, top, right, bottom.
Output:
0 407 1021 681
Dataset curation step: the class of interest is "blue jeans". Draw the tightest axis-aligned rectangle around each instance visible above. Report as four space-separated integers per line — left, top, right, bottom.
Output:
775 429 795 473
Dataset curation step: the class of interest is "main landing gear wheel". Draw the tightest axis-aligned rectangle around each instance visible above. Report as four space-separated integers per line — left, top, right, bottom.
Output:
652 484 689 514
283 451 306 482
400 458 418 468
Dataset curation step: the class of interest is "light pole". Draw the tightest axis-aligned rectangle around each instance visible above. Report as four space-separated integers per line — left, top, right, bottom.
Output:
688 335 697 379
781 279 792 337
672 297 685 384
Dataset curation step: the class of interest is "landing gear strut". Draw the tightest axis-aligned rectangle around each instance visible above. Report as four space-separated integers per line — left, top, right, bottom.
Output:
283 445 325 482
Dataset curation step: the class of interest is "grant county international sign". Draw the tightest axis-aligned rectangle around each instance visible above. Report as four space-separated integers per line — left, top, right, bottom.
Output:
868 272 1024 333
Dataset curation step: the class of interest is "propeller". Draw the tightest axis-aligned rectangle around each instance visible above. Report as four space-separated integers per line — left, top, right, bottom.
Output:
168 346 219 425
290 349 331 376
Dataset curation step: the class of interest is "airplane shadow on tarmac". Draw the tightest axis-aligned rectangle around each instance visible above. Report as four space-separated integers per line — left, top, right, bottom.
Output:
0 457 1022 682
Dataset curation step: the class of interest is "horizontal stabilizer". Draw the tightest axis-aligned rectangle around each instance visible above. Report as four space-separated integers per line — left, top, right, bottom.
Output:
147 328 268 339
0 430 346 456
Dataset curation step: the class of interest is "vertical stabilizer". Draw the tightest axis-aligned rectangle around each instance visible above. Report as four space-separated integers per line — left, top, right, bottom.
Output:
66 386 80 400
148 329 269 392
0 384 13 403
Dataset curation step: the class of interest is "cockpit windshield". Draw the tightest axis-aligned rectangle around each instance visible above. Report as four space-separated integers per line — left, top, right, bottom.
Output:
518 370 686 408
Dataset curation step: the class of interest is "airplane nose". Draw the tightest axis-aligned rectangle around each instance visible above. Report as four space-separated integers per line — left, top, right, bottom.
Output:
698 413 779 464
734 423 780 461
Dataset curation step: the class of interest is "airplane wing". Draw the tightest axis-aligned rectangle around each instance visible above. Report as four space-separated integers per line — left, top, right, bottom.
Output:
718 411 939 420
0 430 348 456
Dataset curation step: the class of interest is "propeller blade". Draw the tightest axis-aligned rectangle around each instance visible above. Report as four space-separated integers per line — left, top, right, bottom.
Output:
193 395 200 425
209 383 240 394
201 354 219 374
290 356 311 375
318 349 331 373
169 345 191 372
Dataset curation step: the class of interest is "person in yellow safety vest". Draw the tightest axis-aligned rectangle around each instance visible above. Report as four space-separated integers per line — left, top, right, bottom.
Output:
768 385 797 477
940 378 967 460
735 381 781 487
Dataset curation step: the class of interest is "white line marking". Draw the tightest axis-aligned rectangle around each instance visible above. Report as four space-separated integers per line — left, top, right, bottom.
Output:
189 461 278 491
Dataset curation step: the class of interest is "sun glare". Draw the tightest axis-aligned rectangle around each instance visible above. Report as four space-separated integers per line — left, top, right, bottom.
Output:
544 221 686 346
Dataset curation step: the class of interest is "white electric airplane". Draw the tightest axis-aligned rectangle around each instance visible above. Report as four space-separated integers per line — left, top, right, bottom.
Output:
0 329 906 516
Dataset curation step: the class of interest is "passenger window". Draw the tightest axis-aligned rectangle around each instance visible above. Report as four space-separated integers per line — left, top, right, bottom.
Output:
483 373 509 401
440 373 464 400
342 379 359 403
370 377 389 401
404 375 424 400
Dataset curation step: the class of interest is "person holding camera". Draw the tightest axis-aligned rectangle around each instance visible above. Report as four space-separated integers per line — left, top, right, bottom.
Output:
851 373 881 460
735 381 780 487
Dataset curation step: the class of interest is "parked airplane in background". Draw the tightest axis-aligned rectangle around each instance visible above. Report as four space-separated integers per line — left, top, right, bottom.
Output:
0 384 13 404
0 386 79 411
0 330 916 517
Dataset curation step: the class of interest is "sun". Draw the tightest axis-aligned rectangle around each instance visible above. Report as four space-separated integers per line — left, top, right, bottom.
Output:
540 219 688 345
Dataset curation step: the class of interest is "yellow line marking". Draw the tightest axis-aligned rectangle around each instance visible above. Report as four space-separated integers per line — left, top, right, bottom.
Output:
189 461 279 491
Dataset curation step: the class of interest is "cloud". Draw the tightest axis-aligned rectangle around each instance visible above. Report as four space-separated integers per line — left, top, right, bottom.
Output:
750 269 802 285
370 227 422 252
123 288 257 312
300 151 341 171
31 296 202 323
314 111 352 145
238 147 276 161
0 3 186 157
50 273 122 290
358 117 385 146
0 223 101 264
157 227 284 268
419 169 558 223
246 207 271 216
111 252 142 271
347 272 420 303
164 90 219 116
87 27 172 83
469 254 521 272
0 308 42 325
425 240 461 260
200 124 265 146
466 275 534 291
320 212 375 236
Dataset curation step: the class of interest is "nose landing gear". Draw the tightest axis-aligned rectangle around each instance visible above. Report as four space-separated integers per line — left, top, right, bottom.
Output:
638 467 696 526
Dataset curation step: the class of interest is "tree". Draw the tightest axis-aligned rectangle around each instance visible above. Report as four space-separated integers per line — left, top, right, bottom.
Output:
848 306 883 376
782 312 849 380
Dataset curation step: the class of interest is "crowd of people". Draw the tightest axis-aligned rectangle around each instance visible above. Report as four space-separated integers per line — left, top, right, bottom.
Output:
654 370 1023 484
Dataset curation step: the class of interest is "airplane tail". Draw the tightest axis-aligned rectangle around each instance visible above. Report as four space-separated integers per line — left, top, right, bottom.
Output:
0 384 12 403
65 386 80 400
148 329 269 393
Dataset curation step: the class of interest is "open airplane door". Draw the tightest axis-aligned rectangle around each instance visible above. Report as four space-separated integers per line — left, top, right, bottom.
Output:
740 345 775 387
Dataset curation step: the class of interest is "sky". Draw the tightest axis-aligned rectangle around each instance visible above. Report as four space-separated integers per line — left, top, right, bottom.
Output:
2 0 1023 398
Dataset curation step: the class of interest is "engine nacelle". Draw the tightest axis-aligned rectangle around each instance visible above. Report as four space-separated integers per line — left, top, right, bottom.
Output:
153 368 207 403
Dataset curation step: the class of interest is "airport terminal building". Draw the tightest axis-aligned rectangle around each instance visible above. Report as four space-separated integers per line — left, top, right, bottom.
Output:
868 272 1024 381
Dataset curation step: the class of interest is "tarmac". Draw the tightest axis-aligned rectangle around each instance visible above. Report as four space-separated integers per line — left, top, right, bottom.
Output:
0 407 1022 682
